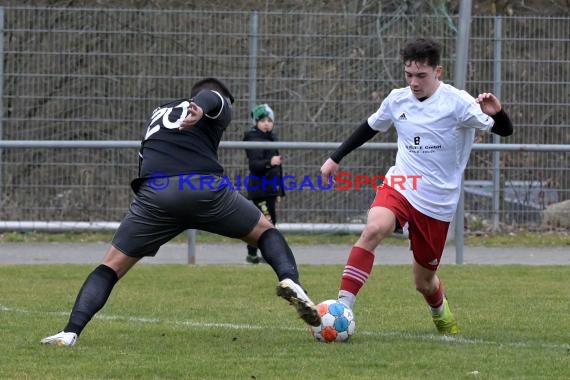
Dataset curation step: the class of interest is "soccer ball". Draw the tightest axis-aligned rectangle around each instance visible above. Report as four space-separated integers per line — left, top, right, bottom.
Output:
310 299 355 343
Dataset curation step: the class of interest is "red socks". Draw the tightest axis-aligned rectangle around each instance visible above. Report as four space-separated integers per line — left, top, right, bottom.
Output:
339 246 375 295
424 279 444 309
339 246 446 314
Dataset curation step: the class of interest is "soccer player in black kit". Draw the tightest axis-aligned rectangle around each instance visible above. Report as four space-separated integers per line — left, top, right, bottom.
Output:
41 78 320 347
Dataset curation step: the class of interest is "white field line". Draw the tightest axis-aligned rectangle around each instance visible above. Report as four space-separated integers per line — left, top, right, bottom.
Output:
2 304 568 350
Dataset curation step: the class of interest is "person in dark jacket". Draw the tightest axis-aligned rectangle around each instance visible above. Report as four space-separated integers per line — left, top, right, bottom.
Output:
243 104 285 264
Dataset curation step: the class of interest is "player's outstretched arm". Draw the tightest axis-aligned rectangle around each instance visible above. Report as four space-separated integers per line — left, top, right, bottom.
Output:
180 89 225 130
320 158 340 187
476 92 502 115
330 121 378 162
476 92 513 137
179 102 204 130
320 121 378 186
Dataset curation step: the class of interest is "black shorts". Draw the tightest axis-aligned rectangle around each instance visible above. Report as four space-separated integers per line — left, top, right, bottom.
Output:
112 175 261 257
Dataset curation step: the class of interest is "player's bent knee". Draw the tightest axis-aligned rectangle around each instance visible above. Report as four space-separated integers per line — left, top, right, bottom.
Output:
362 222 393 242
101 245 139 279
256 214 274 229
242 216 272 246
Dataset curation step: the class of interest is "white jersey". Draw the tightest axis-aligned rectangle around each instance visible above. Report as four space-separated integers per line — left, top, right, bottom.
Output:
367 83 494 222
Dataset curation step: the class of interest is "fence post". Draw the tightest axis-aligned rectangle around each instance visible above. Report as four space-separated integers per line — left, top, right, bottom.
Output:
248 10 258 121
492 15 503 232
453 0 473 265
187 229 197 264
0 7 4 202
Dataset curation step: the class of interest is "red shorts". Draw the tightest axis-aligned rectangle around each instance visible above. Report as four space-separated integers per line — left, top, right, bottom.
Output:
371 186 450 271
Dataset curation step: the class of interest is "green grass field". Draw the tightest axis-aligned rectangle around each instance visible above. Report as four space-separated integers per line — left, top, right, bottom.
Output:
1 264 569 379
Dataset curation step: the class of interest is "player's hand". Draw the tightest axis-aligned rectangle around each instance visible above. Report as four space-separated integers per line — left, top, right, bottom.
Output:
179 102 204 130
476 93 502 116
320 158 339 187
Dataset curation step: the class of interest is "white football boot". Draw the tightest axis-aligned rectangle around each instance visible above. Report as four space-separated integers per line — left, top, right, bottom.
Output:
40 331 78 347
276 278 321 327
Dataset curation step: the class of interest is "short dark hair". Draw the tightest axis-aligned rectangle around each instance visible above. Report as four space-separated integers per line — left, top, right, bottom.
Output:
191 77 235 104
400 38 441 68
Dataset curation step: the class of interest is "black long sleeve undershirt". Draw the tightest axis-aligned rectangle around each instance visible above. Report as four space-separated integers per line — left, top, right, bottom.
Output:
330 121 378 163
331 109 512 164
192 90 223 117
490 109 514 137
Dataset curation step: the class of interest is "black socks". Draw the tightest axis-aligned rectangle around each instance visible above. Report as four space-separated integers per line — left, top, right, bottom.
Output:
64 264 119 336
257 228 299 283
247 245 258 257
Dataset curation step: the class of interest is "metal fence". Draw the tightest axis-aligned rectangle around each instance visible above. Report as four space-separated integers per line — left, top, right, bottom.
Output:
0 7 569 232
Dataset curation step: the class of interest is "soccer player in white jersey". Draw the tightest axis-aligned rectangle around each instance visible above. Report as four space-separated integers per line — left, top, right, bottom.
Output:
320 38 513 334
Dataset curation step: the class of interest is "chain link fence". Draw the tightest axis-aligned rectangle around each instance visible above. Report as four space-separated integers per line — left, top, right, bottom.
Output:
1 7 568 231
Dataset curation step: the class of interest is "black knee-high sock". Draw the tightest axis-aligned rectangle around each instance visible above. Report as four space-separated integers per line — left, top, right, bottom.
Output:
247 245 258 256
64 264 119 336
257 228 299 283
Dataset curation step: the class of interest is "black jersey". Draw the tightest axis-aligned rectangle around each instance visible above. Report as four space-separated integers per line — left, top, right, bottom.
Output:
131 91 232 192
